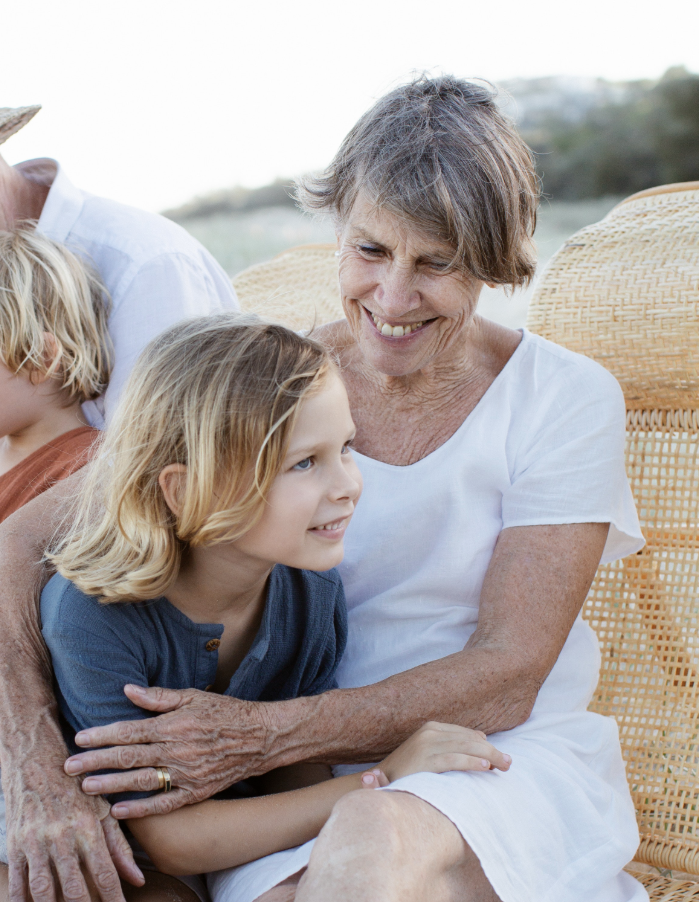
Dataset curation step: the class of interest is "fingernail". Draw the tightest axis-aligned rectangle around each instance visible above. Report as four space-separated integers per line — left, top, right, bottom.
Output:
112 805 129 818
371 769 382 775
126 684 145 694
74 731 90 746
481 759 490 769
362 774 374 785
65 759 83 774
504 754 512 764
82 778 100 792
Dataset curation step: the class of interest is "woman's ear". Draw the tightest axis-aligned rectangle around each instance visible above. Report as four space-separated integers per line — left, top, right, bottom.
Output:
158 464 188 517
29 332 62 385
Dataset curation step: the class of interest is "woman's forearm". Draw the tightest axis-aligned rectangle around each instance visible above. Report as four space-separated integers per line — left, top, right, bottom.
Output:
263 522 608 768
0 476 141 902
0 495 63 773
128 772 367 875
264 643 535 768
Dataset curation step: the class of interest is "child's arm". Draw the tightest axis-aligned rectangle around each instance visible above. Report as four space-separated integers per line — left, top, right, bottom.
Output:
127 721 503 875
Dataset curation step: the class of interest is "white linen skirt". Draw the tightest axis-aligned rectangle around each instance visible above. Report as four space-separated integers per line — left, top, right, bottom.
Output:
207 710 648 902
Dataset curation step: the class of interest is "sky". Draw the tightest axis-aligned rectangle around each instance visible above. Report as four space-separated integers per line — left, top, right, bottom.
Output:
2 0 697 212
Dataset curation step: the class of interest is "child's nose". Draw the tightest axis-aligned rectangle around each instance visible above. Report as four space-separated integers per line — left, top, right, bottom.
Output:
332 459 362 503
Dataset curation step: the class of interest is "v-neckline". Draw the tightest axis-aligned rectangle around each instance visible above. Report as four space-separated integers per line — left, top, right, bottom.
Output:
352 329 529 471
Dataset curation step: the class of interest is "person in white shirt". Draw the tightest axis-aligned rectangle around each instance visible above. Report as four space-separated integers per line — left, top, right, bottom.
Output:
0 106 238 428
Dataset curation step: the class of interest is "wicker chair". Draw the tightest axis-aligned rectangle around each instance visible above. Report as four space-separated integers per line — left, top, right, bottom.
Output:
233 182 699 899
528 181 699 900
233 243 343 330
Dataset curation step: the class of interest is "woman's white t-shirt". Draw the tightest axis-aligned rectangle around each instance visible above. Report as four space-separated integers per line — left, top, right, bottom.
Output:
336 328 642 709
209 329 648 902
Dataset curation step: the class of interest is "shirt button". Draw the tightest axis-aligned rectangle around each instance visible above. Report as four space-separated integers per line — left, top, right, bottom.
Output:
205 639 221 652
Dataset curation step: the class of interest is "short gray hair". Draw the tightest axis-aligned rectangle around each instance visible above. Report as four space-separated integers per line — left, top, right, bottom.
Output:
297 75 540 287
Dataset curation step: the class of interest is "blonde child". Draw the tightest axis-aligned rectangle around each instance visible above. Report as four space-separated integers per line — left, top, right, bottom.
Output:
0 228 111 521
22 314 503 902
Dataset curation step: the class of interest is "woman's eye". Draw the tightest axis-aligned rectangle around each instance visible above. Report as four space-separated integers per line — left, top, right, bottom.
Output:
293 457 313 471
358 244 382 257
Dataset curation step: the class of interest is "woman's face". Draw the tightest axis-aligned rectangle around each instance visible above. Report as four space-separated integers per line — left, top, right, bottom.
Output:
336 195 487 378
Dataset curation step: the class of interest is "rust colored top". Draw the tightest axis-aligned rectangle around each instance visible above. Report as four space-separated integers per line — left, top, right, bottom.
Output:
0 426 99 524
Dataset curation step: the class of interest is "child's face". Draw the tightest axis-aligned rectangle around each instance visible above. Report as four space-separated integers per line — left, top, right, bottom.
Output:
0 359 54 437
232 371 362 572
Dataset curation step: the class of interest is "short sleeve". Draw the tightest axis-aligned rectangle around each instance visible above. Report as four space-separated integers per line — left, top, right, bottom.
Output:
502 350 643 563
40 576 154 801
299 575 348 697
83 252 238 427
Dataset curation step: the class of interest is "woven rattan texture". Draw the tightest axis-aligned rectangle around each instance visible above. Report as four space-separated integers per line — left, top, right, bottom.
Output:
589 421 699 872
233 244 343 330
527 185 699 878
625 864 699 901
527 188 699 410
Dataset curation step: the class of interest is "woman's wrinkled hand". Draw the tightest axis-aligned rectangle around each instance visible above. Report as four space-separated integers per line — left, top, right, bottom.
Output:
4 758 143 902
377 721 512 783
64 685 275 819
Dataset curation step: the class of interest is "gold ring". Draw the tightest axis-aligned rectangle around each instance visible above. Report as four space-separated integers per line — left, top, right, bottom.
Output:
155 766 172 792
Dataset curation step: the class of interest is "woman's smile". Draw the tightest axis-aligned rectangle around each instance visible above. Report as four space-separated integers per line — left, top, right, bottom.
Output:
363 305 433 339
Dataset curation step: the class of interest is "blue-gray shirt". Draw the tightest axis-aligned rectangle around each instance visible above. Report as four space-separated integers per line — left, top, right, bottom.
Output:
41 566 347 800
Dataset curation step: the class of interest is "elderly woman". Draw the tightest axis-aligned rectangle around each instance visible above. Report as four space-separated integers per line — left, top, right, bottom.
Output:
0 76 645 902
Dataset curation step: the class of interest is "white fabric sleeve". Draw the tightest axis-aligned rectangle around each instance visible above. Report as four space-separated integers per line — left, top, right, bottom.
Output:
502 361 644 563
83 252 238 427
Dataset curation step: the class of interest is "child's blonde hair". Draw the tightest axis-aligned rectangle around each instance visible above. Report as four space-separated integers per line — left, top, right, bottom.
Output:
0 228 112 401
50 313 334 602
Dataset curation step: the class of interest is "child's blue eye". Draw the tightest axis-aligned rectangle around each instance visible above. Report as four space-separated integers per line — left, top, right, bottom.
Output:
293 458 313 471
341 442 352 454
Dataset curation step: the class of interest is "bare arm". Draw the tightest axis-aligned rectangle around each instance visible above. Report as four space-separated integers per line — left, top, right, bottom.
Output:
67 522 607 818
0 475 142 902
130 772 368 875
128 725 507 875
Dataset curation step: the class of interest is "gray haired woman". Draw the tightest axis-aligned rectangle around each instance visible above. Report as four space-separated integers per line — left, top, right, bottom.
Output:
0 76 645 902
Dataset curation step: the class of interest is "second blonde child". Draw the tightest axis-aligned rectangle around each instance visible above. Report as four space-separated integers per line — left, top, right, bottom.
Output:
0 227 111 522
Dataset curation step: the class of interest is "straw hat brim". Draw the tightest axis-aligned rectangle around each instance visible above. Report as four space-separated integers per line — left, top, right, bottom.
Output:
0 105 41 148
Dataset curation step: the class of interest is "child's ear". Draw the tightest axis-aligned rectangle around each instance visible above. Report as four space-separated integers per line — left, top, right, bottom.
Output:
30 332 62 385
158 464 188 517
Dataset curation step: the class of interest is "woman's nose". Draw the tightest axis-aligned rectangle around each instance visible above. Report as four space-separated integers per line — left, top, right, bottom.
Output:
375 265 420 318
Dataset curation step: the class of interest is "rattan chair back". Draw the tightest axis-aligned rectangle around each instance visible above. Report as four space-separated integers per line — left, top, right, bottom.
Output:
233 243 343 329
527 183 699 876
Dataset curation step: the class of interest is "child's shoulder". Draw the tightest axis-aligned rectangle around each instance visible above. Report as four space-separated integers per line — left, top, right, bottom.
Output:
41 572 99 621
40 573 149 647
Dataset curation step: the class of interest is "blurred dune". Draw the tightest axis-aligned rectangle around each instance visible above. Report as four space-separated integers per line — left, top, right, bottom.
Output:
171 67 697 329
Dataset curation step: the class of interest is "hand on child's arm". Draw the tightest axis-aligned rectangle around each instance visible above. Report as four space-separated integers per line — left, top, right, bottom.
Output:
122 725 508 876
377 721 511 782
